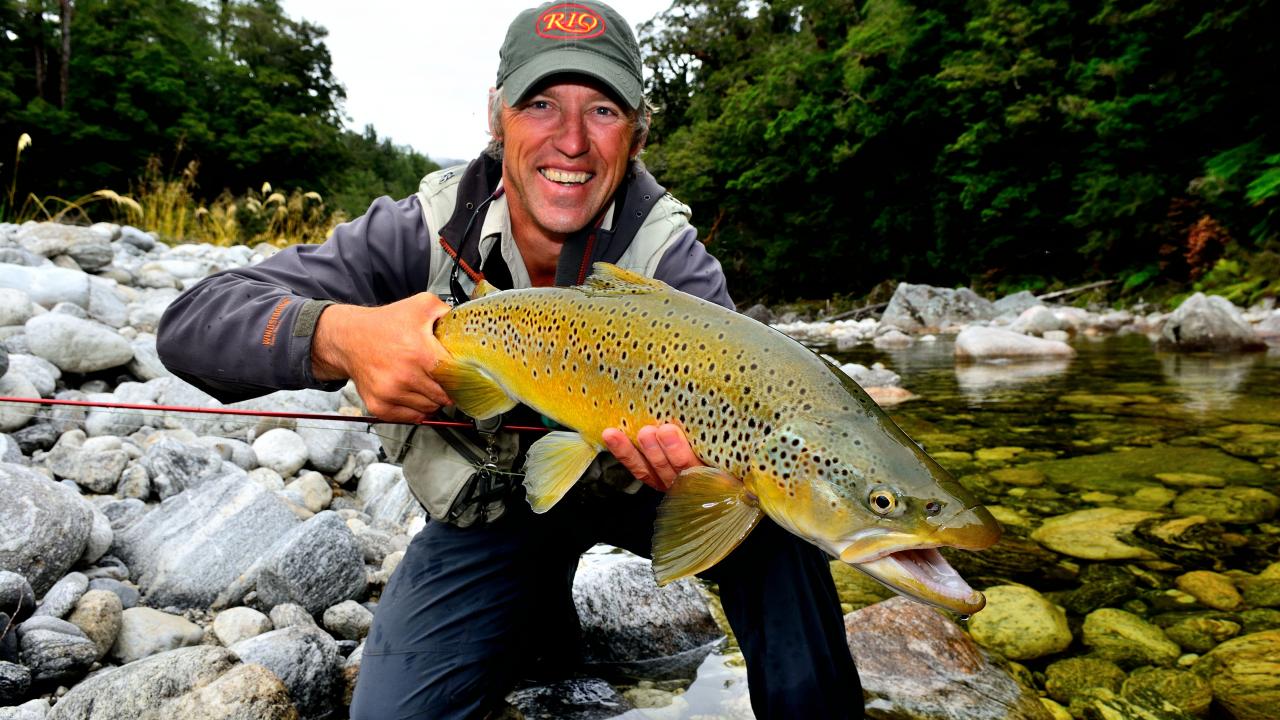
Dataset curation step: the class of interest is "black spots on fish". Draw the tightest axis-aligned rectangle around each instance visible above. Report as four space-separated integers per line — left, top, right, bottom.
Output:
717 332 725 340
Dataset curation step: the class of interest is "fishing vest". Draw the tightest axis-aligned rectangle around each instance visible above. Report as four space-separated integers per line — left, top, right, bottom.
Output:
379 155 694 527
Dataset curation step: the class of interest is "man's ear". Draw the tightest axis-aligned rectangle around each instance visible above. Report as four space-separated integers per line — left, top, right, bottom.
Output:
630 111 651 160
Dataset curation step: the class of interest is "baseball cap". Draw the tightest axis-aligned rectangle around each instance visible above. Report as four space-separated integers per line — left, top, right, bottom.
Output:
496 1 644 110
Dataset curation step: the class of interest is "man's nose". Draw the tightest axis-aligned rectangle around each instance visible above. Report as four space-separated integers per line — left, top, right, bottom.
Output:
554 112 589 157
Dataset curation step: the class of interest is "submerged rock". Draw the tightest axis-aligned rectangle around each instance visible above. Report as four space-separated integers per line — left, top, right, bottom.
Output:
1082 608 1181 668
1043 656 1127 706
505 677 634 720
1172 487 1280 524
1030 507 1161 561
1192 630 1280 720
968 585 1072 661
845 597 1051 719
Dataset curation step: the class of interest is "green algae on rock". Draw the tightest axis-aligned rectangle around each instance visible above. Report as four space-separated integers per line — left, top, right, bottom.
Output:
1174 570 1243 611
1083 608 1182 668
1172 487 1280 524
1025 447 1267 494
1031 508 1162 561
1044 656 1128 705
1192 630 1280 720
967 585 1072 661
1163 615 1243 654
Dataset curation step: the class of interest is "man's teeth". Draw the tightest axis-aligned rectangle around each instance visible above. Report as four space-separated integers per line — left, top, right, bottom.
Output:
540 168 592 184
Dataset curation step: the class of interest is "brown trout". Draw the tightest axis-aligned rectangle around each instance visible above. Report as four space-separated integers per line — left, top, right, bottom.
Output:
434 264 1001 614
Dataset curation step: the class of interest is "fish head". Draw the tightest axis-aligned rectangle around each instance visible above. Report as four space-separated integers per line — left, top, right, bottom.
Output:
755 409 1001 615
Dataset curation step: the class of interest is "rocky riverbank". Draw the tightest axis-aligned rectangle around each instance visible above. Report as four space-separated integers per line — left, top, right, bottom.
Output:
0 220 1277 719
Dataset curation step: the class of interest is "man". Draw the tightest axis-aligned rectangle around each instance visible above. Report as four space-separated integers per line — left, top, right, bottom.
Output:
158 2 862 718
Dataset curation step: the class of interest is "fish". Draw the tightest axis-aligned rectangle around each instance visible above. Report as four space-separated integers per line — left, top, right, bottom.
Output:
433 263 1002 614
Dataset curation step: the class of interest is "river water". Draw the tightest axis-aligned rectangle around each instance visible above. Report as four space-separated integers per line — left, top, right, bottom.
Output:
612 334 1280 719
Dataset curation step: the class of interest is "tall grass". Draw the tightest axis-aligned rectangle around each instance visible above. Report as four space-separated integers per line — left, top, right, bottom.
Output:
3 134 345 247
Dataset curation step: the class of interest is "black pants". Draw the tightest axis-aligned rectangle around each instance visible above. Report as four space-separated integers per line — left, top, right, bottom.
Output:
349 488 863 719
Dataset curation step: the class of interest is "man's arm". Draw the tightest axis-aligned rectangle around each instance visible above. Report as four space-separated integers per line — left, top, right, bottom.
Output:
157 195 431 404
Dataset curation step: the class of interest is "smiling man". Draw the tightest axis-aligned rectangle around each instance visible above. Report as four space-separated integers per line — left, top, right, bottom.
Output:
157 2 862 718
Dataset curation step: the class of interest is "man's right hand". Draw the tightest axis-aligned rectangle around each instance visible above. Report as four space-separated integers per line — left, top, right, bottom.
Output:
311 293 454 423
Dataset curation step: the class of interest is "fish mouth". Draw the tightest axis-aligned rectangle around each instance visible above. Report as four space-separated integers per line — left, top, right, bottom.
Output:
838 514 1001 615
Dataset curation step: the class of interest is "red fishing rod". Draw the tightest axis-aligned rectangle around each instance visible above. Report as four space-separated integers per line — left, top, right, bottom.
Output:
0 396 549 433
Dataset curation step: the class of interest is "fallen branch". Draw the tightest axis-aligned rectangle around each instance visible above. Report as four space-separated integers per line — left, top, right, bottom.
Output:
1035 279 1116 302
819 301 888 323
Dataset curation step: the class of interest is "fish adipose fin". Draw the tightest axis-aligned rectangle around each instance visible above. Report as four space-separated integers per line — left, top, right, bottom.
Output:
433 359 517 420
652 467 764 585
581 263 666 296
523 431 599 513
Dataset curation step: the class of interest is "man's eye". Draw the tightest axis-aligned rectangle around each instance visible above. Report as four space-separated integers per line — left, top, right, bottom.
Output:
593 106 618 116
529 101 551 110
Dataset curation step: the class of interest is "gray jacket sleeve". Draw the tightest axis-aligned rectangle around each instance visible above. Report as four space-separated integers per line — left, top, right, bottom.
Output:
652 226 736 311
157 195 430 403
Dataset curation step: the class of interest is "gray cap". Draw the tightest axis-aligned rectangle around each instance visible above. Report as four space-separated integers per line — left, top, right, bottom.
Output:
496 1 644 109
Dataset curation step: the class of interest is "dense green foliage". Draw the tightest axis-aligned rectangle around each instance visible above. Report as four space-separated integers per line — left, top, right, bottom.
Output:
0 0 436 220
639 0 1280 300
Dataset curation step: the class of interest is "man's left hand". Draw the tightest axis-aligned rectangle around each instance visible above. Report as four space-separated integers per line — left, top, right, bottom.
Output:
602 423 702 492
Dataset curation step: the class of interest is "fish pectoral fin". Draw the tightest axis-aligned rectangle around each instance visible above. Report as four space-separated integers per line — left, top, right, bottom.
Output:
580 263 666 296
652 467 764 585
523 431 598 513
432 358 517 420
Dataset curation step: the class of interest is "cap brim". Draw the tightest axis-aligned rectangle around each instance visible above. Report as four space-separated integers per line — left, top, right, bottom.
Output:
502 47 642 110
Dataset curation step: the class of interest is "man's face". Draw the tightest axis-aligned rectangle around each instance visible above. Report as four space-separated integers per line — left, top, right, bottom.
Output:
498 78 639 241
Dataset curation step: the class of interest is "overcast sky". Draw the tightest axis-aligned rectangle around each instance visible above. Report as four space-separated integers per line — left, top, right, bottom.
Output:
280 1 674 164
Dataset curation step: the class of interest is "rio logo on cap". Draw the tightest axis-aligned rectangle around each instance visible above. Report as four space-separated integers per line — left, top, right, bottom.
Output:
536 3 606 39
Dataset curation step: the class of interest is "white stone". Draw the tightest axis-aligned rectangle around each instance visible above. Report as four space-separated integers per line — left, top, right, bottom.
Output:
111 607 205 664
24 313 133 372
212 606 274 647
284 472 333 513
0 372 40 432
0 263 90 308
954 326 1076 361
0 287 36 325
252 428 309 477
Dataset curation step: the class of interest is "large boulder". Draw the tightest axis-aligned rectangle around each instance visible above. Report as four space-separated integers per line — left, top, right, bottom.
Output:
246 511 367 615
0 264 90 309
572 551 724 681
1159 292 1266 352
846 597 1051 719
880 283 997 333
231 625 340 720
1029 508 1162 561
111 475 301 609
954 327 1075 361
24 314 133 373
0 464 93 595
46 645 295 720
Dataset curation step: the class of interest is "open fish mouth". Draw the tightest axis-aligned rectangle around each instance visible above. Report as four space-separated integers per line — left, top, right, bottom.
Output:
853 547 986 615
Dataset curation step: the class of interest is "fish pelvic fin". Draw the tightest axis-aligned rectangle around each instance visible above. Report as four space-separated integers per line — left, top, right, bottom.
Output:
652 467 764 585
433 358 517 420
580 263 666 296
523 431 599 513
471 279 501 299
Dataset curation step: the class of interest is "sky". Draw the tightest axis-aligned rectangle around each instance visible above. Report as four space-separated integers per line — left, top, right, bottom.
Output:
279 1 674 164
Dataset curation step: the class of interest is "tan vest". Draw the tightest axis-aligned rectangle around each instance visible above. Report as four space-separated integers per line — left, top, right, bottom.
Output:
380 163 693 526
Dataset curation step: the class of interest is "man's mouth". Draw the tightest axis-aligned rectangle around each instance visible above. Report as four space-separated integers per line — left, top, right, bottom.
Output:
540 168 593 186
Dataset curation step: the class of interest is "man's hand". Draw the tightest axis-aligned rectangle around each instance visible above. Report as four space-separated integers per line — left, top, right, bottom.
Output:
312 293 453 423
602 423 702 492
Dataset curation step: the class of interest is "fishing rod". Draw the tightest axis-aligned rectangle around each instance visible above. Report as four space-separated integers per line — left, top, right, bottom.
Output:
0 396 550 433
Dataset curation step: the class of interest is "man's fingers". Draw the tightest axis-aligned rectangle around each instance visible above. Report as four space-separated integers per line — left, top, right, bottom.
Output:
636 425 677 486
655 424 698 473
602 427 668 491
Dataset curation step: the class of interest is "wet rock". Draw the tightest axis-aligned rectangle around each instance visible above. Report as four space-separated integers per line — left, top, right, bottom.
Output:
1192 630 1280 720
1131 515 1237 568
112 475 300 609
1043 656 1127 705
16 616 97 684
1172 487 1280 524
1030 508 1161 561
1240 577 1280 608
1155 472 1225 489
0 660 31 705
45 645 291 720
1175 571 1242 611
250 511 367 615
1082 608 1181 668
573 552 723 681
322 600 372 642
65 589 122 661
1164 615 1242 653
230 625 340 720
940 534 1078 588
1159 293 1266 353
1026 447 1266 493
955 327 1075 361
968 585 1072 661
505 677 634 720
881 283 996 333
212 606 273 647
33 573 87 620
111 607 203 664
873 329 914 349
0 464 92 595
1061 564 1138 615
1076 687 1199 719
990 468 1046 487
845 596 1051 719
1123 667 1213 716
0 572 36 623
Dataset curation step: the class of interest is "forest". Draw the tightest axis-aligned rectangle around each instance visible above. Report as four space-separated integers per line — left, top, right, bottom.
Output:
2 0 1278 302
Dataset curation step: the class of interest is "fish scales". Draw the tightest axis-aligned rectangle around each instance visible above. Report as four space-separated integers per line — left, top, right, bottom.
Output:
431 264 1000 614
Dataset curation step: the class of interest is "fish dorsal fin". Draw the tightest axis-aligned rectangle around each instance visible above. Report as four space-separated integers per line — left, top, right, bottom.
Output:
652 467 764 585
471 279 500 299
581 263 666 296
433 357 518 420
523 431 599 513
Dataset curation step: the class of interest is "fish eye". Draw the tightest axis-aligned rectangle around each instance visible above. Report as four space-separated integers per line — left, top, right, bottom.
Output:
868 487 898 515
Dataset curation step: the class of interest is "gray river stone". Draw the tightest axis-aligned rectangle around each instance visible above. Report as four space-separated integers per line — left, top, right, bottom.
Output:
1159 292 1266 352
1 612 16 662
23 314 132 373
0 660 31 706
0 571 36 622
118 226 157 251
230 624 340 720
269 603 317 630
111 475 301 609
846 597 1052 720
16 616 97 684
250 511 367 615
87 578 139 610
125 289 178 333
0 264 90 309
211 606 273 647
6 355 59 398
139 436 229 499
111 607 203 664
86 280 127 327
46 645 292 720
80 507 113 566
506 677 634 720
322 600 372 642
0 288 35 327
32 572 87 620
84 382 155 437
0 373 39 433
954 326 1076 361
572 551 723 681
0 464 92 595
125 334 170 381
881 282 996 333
